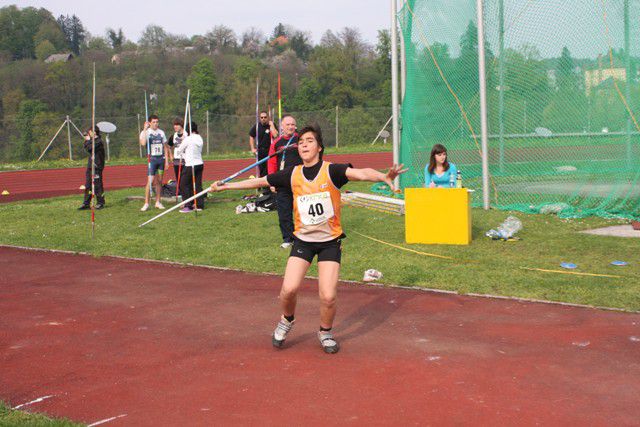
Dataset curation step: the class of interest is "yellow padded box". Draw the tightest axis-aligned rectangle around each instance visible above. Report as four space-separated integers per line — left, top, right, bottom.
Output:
404 188 472 245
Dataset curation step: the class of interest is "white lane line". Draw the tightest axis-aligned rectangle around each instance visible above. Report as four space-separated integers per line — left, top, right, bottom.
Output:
88 414 127 426
14 395 54 409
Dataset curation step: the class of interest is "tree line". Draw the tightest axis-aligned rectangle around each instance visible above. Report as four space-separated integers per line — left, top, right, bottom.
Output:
0 5 392 161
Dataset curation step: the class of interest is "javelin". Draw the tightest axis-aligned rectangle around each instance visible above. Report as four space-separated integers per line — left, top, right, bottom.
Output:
254 77 260 178
144 91 150 200
176 89 190 203
277 70 282 134
139 143 297 228
90 62 96 239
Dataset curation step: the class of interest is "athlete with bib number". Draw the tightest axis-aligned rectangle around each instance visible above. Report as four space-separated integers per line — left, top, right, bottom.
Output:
139 114 169 211
209 125 407 354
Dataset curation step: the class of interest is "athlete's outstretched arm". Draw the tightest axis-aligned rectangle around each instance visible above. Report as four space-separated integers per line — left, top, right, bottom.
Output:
209 177 269 192
345 164 408 192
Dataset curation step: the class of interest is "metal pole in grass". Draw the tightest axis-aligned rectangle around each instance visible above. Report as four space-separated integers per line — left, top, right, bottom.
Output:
391 0 400 189
476 0 490 210
66 115 73 161
139 143 298 228
206 110 210 154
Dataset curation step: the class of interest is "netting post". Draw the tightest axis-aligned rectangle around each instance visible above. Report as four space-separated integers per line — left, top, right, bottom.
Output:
66 115 73 161
624 0 631 167
206 110 210 154
476 0 490 209
498 0 505 173
335 105 339 148
399 1 407 102
391 0 401 188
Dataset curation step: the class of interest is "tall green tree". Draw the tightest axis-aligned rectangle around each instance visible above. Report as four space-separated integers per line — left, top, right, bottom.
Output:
57 14 85 55
0 6 55 59
187 57 221 112
106 28 125 51
16 99 47 160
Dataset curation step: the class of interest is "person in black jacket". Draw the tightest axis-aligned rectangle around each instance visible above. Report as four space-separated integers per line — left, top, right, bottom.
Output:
78 126 106 210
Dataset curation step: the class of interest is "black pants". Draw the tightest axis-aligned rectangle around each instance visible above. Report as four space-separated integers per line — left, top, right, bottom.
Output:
275 190 294 243
180 164 205 209
257 152 268 177
83 167 105 205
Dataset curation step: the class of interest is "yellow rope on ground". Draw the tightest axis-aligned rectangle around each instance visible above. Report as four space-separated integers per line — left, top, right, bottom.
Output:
521 266 621 279
353 231 456 260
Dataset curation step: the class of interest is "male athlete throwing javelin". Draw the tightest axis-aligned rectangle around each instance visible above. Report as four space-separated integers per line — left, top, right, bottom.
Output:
210 125 407 354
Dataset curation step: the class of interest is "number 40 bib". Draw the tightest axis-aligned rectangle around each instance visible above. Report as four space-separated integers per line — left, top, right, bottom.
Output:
297 192 335 226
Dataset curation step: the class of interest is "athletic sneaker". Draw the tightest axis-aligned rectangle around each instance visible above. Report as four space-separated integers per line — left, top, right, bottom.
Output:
78 204 90 210
140 203 149 212
155 202 165 210
272 316 294 348
318 330 340 354
280 241 293 249
179 206 193 213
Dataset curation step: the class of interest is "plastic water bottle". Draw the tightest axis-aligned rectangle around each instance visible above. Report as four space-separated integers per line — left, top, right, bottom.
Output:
456 170 462 188
497 216 522 239
449 171 455 188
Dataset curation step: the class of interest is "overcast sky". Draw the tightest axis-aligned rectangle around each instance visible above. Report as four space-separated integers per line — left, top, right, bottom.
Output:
4 0 391 45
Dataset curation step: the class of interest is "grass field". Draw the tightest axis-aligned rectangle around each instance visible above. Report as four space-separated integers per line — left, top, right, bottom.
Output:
0 143 392 172
1 182 638 311
0 401 82 426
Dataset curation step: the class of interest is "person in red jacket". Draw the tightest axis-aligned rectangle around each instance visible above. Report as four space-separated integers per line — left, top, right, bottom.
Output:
267 114 302 248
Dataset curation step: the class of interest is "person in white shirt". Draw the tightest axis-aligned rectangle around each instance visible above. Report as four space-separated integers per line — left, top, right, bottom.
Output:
176 121 205 213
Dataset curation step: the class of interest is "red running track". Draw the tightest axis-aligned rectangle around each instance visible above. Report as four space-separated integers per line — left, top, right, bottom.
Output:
0 152 392 203
1 246 639 425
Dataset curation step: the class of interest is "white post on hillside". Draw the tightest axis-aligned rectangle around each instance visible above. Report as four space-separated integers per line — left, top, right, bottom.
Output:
335 105 339 148
206 110 210 154
137 113 142 158
477 0 490 210
66 115 73 161
391 0 400 188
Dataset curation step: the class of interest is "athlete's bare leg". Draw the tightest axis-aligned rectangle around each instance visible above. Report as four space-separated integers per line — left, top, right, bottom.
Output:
280 256 311 317
318 261 340 329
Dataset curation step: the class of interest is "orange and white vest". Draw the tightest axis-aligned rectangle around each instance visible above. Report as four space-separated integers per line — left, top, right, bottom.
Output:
292 161 343 242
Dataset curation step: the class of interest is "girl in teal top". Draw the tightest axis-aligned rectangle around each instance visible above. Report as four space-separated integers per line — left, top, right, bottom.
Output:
424 144 457 188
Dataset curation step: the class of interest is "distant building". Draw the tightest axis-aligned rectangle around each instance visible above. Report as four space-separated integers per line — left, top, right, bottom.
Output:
585 67 626 95
44 53 74 63
111 51 139 64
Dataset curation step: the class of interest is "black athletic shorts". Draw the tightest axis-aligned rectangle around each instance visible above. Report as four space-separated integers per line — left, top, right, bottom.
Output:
290 238 342 264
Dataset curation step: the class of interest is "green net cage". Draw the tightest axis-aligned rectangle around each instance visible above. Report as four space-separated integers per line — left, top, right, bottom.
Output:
397 0 640 219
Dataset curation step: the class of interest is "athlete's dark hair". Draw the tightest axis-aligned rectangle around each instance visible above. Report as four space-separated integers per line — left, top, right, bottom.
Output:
173 117 184 127
148 114 159 121
188 121 198 134
298 124 324 159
